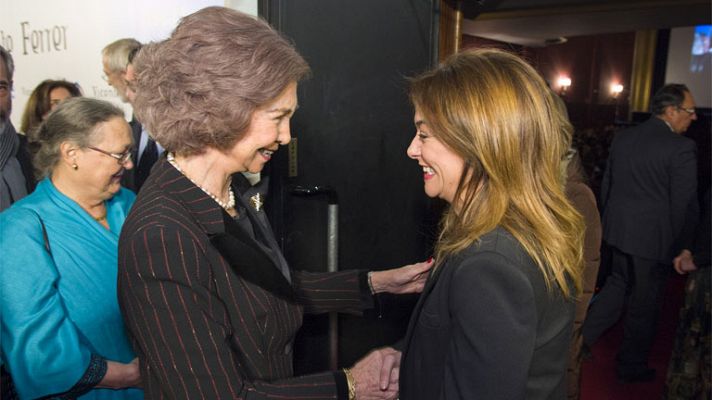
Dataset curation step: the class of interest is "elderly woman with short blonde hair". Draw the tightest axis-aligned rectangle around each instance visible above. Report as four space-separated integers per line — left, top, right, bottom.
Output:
118 6 430 400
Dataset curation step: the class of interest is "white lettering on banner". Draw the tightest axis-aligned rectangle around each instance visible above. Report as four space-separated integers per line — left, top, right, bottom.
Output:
4 0 235 128
91 86 118 99
21 22 68 55
0 30 13 52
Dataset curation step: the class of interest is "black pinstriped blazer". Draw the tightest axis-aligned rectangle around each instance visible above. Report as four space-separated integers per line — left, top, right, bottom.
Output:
117 158 369 399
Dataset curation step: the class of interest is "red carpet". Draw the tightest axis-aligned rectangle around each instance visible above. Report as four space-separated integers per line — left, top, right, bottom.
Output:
580 273 686 400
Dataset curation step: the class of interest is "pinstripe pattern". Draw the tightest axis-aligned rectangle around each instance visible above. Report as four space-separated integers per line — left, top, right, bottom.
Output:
118 159 369 399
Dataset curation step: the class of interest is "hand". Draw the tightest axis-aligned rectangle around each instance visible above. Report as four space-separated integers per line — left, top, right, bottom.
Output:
370 258 434 294
349 348 400 400
673 249 697 274
97 357 141 389
377 347 401 391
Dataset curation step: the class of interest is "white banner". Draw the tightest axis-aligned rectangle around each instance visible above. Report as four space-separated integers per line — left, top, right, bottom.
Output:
0 0 257 129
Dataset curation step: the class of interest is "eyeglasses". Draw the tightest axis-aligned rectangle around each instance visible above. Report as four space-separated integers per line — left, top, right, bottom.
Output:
87 146 133 164
678 106 696 115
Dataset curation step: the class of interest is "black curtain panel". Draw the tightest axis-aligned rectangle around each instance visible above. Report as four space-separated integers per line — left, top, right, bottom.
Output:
260 0 441 372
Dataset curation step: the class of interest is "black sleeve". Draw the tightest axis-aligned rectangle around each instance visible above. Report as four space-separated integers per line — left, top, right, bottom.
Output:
292 269 374 315
670 139 699 254
42 354 107 400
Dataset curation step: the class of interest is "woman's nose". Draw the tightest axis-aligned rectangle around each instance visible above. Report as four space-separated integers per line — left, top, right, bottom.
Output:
406 135 420 159
278 122 292 145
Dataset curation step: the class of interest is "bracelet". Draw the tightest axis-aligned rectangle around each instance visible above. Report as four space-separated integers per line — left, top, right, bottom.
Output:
367 271 376 295
342 368 357 400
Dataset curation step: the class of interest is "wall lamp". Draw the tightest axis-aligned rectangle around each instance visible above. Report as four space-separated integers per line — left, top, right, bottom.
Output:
610 83 624 97
557 76 571 95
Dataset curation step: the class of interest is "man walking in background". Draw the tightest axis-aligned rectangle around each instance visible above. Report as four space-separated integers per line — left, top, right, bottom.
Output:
582 84 699 383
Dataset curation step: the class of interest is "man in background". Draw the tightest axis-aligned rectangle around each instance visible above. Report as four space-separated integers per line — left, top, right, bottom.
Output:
0 45 34 212
0 43 35 400
582 84 699 383
103 38 161 192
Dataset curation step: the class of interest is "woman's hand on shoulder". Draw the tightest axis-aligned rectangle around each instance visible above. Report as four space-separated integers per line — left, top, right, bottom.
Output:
369 258 434 295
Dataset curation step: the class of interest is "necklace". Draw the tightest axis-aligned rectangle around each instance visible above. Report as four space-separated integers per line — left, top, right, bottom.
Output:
167 153 236 210
88 205 107 224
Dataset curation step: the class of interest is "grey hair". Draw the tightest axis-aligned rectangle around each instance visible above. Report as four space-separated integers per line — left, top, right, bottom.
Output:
102 38 141 73
33 97 125 178
651 83 690 115
133 6 310 155
0 45 14 81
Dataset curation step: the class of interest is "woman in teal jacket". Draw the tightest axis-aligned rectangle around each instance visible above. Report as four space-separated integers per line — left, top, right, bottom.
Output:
0 98 142 399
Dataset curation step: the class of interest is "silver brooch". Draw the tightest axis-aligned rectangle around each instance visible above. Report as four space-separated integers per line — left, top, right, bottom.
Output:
250 193 263 212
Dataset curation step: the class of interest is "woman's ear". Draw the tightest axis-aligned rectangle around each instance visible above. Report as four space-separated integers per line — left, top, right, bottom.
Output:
59 142 80 169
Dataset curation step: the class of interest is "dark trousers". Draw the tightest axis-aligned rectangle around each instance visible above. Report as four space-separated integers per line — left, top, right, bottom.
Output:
582 245 668 372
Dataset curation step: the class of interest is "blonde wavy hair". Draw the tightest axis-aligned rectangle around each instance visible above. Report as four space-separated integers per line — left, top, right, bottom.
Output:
410 48 584 298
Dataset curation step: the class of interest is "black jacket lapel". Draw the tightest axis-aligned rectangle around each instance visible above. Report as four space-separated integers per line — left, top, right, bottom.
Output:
210 212 295 300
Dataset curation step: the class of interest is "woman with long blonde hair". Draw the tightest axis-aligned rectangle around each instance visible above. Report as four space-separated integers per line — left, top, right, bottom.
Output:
392 48 584 399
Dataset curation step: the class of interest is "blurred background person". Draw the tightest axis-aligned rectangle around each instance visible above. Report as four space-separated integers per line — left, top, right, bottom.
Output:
101 38 139 105
0 45 34 214
394 48 584 399
123 46 140 104
119 7 429 399
103 38 161 192
552 93 603 400
0 97 141 399
563 149 601 400
664 188 710 399
20 79 82 147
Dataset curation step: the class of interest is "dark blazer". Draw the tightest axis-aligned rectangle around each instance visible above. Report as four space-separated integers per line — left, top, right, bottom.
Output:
601 117 698 263
17 134 36 193
399 227 574 400
117 158 369 399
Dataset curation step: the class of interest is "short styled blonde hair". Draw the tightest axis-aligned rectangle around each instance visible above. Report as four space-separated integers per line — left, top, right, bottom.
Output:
132 6 310 156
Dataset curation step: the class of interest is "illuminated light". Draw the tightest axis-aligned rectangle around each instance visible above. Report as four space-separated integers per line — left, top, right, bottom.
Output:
557 76 572 89
611 83 624 95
